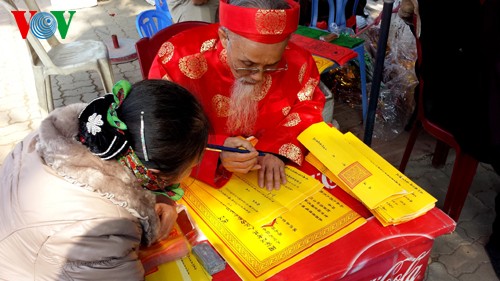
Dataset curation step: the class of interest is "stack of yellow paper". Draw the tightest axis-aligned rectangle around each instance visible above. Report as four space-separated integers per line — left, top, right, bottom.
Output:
145 252 212 281
298 122 437 226
180 166 366 280
192 165 325 225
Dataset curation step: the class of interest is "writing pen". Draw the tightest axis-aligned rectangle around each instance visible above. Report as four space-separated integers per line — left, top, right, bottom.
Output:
206 144 266 156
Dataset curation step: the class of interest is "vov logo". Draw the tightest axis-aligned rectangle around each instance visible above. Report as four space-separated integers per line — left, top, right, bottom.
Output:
11 10 76 39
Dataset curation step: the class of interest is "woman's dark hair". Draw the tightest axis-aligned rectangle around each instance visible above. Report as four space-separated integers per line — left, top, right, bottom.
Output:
117 79 210 182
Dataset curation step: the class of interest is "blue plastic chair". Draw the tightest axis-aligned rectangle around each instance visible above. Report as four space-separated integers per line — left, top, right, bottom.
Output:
155 0 173 21
136 9 172 38
310 0 368 124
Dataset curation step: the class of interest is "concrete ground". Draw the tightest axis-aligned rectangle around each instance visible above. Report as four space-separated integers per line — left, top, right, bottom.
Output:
0 0 499 280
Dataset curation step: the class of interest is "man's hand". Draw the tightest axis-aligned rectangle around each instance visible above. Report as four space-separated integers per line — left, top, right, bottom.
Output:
155 203 178 241
220 137 261 174
192 0 208 5
257 154 287 191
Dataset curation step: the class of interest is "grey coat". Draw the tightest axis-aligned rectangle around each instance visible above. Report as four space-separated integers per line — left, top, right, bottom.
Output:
0 103 159 280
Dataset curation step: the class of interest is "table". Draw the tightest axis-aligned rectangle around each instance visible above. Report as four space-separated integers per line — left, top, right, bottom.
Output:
210 161 455 281
103 35 138 64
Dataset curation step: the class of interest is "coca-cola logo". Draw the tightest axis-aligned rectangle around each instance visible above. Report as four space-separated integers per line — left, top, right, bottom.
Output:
368 250 429 281
312 172 338 189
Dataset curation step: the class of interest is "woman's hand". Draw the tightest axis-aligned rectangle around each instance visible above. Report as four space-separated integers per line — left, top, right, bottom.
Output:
155 203 178 241
220 137 261 174
257 154 287 191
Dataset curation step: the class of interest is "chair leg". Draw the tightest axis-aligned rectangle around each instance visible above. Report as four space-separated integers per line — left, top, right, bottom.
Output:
44 76 54 112
98 58 115 94
32 66 51 115
399 120 422 172
442 153 479 221
33 66 54 116
432 140 450 168
354 44 367 124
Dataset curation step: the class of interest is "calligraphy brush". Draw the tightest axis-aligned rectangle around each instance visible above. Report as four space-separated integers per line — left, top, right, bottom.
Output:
206 144 266 156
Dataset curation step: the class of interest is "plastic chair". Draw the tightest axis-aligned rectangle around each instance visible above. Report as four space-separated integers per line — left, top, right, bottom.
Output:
398 23 479 222
135 21 210 79
5 0 114 114
136 9 172 38
155 0 173 21
310 0 368 123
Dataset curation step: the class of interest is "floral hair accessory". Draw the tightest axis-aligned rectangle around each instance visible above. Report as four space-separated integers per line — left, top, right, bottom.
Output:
107 80 131 130
77 80 132 160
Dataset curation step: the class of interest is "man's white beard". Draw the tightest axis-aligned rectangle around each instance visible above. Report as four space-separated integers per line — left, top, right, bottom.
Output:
226 78 262 136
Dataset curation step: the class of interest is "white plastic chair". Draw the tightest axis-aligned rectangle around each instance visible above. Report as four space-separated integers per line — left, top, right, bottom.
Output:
25 32 115 113
6 0 115 114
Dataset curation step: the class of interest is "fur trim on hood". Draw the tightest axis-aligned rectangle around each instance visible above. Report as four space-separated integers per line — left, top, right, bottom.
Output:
35 103 159 246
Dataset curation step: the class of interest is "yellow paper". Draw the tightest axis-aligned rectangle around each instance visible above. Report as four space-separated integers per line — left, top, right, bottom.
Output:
300 123 437 226
145 252 212 281
313 55 335 73
342 132 437 224
297 122 408 209
194 166 323 225
180 174 365 280
305 153 357 198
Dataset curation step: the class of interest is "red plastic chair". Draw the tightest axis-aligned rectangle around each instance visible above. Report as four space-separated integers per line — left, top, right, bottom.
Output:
399 22 479 222
135 21 210 79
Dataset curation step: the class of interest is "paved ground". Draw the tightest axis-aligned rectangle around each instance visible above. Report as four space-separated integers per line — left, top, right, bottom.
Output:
0 0 499 280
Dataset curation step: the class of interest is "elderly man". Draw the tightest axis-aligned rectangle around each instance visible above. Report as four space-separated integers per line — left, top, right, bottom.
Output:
149 0 326 190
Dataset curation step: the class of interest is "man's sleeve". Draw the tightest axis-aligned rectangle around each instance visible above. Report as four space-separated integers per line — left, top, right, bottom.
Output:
190 134 232 188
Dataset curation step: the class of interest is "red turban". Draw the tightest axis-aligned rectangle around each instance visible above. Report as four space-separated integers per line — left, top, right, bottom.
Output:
218 0 300 44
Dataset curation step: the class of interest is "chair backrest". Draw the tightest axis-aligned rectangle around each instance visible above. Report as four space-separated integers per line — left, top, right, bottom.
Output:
25 32 58 68
155 0 173 21
136 9 172 38
310 0 359 30
135 21 210 79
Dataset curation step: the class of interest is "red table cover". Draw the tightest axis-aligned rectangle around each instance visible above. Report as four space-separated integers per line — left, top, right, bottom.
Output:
211 161 456 281
290 33 358 66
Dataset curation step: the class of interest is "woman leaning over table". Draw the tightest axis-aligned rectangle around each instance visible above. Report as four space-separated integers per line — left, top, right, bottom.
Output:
0 79 210 280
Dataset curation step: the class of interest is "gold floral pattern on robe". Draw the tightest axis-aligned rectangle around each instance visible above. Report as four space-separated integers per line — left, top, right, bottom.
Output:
279 143 303 165
283 112 301 127
255 10 287 35
297 77 319 101
252 74 272 101
200 39 217 53
179 53 208 79
159 42 174 64
212 94 230 117
282 106 291 116
298 62 307 84
219 48 228 68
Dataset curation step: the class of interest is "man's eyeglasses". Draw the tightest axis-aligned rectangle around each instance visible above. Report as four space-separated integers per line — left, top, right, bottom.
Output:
225 29 288 76
232 62 288 76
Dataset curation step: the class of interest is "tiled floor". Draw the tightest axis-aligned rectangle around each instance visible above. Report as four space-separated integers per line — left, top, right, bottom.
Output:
0 0 499 280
